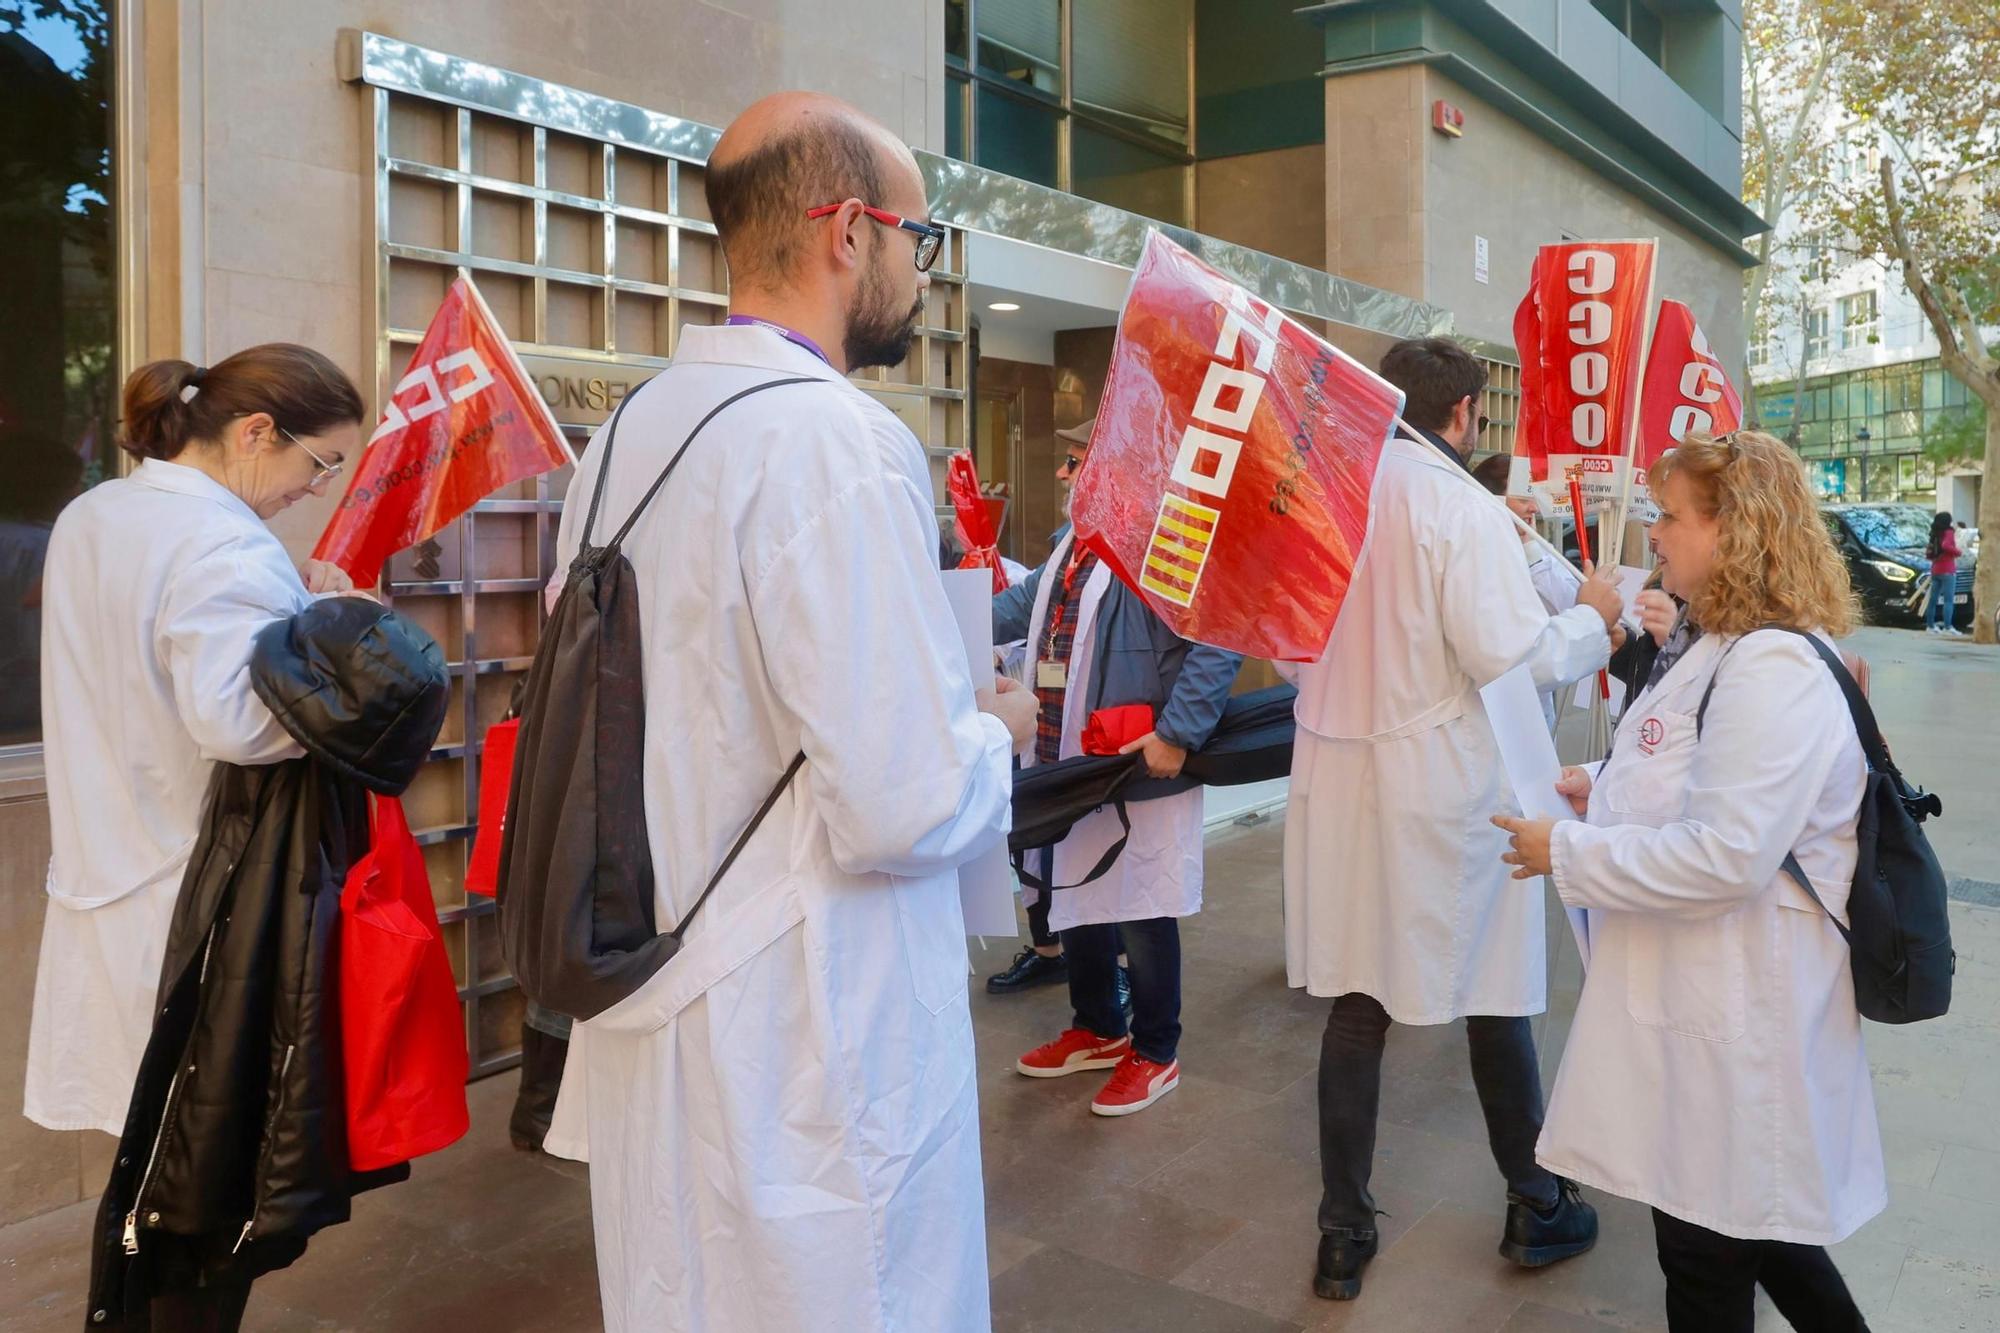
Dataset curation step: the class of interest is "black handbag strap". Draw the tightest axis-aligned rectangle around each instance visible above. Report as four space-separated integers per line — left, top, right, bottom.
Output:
669 751 807 941
581 376 820 554
1013 800 1133 892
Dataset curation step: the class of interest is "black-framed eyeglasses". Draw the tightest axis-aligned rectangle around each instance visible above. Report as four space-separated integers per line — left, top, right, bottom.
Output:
281 426 344 488
1477 414 1491 434
1058 452 1085 474
805 202 945 272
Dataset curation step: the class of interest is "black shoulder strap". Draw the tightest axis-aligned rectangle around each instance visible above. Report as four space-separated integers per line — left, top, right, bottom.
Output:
1012 801 1133 893
668 751 807 941
601 376 819 552
1695 626 1891 774
1697 626 1881 942
581 396 631 548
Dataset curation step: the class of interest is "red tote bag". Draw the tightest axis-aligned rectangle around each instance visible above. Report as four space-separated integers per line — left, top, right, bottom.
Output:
340 795 470 1171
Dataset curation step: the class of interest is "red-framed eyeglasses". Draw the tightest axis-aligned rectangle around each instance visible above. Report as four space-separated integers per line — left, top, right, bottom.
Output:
805 202 945 273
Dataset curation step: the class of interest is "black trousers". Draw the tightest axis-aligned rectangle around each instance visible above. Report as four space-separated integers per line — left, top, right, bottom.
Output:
148 1273 254 1333
1317 992 1556 1232
1652 1209 1869 1332
1065 916 1181 1064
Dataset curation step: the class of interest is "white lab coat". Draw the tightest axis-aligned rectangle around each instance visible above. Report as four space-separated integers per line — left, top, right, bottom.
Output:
1539 629 1884 1244
540 325 1012 1333
1283 437 1609 1023
1013 530 1204 933
26 460 309 1133
1526 545 1581 730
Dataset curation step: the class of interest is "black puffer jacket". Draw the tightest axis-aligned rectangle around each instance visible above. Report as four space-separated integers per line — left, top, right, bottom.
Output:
86 597 448 1329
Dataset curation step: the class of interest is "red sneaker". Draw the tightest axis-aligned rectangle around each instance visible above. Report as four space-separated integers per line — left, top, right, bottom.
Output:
1090 1053 1180 1117
1016 1028 1131 1078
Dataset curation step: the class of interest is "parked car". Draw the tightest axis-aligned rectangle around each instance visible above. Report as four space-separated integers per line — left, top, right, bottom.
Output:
1821 503 1977 630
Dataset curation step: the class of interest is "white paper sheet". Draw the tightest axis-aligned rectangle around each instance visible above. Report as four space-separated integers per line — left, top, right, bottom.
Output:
940 569 1020 938
1481 664 1591 969
1614 564 1649 622
1572 673 1627 716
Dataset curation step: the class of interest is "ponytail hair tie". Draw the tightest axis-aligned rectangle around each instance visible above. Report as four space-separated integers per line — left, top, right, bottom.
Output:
179 366 209 404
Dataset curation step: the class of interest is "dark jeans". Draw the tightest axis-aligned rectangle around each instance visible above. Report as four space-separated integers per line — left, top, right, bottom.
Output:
149 1273 254 1332
1317 992 1556 1232
1027 884 1058 950
1652 1208 1869 1332
1065 915 1181 1064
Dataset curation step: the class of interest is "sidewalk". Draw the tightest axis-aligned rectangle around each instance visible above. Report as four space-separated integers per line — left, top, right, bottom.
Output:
3 627 1994 1331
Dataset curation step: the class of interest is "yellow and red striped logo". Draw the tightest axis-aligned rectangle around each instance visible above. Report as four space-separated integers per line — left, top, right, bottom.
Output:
1140 493 1221 608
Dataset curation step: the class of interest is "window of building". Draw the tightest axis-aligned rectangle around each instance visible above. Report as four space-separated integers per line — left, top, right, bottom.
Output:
1590 0 1667 67
1806 308 1831 361
1 1 117 749
945 0 1193 226
1839 290 1879 350
1747 313 1775 368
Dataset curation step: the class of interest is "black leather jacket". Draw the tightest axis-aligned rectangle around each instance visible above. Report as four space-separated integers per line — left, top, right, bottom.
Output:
86 597 447 1328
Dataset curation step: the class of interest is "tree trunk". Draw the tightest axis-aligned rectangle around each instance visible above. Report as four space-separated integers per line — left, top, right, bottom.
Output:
1975 405 2000 643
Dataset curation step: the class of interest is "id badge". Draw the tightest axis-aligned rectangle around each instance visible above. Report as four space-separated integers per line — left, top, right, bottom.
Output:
1036 659 1068 690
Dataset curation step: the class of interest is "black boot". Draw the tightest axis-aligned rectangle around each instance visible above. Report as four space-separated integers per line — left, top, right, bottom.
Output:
986 946 1068 994
509 1025 570 1152
1499 1176 1598 1267
1313 1227 1379 1301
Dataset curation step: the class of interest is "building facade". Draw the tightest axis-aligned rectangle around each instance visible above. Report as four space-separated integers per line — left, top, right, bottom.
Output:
1 0 1749 1229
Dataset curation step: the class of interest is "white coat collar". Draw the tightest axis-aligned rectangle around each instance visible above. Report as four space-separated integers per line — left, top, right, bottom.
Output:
672 322 852 388
132 458 266 527
1390 432 1470 478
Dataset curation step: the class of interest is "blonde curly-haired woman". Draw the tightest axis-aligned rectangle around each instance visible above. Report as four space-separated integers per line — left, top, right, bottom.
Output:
1495 431 1880 1333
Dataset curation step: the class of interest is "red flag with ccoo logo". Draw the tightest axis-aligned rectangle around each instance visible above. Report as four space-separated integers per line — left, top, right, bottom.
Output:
1631 299 1741 522
1069 231 1403 662
1510 240 1656 516
314 277 572 588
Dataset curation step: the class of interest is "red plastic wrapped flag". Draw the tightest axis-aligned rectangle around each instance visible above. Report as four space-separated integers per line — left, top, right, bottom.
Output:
314 277 572 588
1631 299 1741 522
1511 241 1657 516
1069 231 1403 661
946 451 1009 592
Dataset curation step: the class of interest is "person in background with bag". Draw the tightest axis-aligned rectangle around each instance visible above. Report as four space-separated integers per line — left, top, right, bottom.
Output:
1285 337 1621 1303
994 417 1242 1116
537 93 1035 1333
1924 510 1961 635
1495 431 1883 1333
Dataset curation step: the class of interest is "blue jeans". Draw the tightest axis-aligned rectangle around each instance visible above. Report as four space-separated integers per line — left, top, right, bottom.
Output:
1926 571 1958 630
1065 915 1181 1063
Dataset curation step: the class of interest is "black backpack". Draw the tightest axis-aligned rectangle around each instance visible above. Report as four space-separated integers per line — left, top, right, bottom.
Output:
497 378 813 1021
1697 628 1953 1024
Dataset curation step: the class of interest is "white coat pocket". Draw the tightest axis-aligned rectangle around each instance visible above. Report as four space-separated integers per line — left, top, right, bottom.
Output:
1599 707 1698 829
1625 912 1748 1042
891 872 971 1015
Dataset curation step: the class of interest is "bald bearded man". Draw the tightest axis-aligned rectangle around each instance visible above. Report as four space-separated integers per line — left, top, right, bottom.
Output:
540 94 1036 1333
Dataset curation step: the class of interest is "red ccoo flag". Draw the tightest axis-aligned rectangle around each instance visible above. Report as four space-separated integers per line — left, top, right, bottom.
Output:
1631 299 1742 522
314 277 571 587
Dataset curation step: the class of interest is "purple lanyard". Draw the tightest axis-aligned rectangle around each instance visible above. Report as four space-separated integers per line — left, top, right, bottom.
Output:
725 315 832 368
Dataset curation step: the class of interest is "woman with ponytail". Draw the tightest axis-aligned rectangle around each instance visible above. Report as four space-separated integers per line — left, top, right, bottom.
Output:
25 344 364 1164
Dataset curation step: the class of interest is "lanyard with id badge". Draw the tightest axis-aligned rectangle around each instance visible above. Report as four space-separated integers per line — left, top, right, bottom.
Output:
1038 547 1093 691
